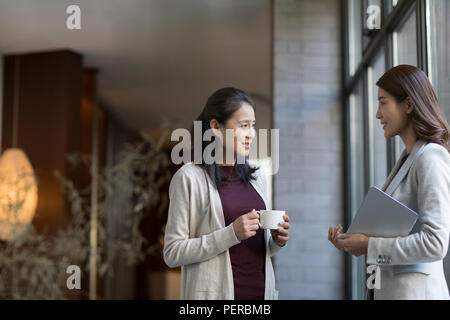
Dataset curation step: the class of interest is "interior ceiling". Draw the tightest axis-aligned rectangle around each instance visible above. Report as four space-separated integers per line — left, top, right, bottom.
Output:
0 0 272 137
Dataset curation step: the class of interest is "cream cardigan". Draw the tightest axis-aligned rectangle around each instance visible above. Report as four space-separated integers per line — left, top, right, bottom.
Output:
163 162 282 300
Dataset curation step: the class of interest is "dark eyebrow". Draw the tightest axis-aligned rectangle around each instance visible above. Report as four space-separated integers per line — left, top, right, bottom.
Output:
238 120 256 123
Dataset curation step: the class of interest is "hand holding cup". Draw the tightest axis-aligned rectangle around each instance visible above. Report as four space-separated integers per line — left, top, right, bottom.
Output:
232 209 260 241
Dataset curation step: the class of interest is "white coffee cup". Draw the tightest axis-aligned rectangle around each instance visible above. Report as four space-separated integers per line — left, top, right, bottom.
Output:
256 210 285 230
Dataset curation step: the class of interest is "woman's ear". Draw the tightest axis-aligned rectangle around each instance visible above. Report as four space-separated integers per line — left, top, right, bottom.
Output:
209 119 220 130
405 97 414 114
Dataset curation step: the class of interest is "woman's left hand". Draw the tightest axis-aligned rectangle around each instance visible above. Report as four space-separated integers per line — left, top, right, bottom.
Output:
271 214 290 247
337 233 369 256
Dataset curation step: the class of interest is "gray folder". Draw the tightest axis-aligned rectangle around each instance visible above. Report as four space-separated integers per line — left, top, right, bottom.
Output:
347 186 418 237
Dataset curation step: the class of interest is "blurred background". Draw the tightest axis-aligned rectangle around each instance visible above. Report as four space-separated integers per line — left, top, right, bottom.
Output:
0 0 448 300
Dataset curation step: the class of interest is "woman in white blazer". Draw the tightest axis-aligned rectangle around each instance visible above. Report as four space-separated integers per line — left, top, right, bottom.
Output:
163 87 289 300
329 65 450 300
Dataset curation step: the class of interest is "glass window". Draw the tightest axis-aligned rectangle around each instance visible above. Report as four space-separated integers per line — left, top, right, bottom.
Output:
387 0 399 14
344 0 450 300
427 0 450 123
393 10 418 67
349 83 365 220
348 0 363 76
368 50 387 188
392 10 418 161
349 81 366 300
427 0 450 288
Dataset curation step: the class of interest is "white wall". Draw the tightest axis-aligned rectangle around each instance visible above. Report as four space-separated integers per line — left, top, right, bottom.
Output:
273 0 344 299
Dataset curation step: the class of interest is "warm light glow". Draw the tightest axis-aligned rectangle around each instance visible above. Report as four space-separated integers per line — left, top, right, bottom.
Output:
0 148 38 241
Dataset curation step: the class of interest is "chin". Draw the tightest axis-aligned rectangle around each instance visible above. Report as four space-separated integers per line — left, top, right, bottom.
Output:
383 130 393 138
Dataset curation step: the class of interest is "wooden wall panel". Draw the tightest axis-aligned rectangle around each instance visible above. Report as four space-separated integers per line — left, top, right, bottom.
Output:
2 50 83 233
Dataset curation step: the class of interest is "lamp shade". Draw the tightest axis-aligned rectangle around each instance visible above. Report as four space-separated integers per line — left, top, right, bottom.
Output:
0 148 38 241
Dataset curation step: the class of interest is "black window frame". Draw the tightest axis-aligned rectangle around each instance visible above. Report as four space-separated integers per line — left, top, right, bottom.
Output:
342 0 429 300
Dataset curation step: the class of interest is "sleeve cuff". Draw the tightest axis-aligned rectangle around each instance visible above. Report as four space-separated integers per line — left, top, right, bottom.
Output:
366 237 377 265
214 224 241 252
367 237 381 265
269 235 283 256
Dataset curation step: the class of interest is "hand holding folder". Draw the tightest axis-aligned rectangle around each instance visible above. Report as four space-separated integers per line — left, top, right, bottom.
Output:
347 186 418 238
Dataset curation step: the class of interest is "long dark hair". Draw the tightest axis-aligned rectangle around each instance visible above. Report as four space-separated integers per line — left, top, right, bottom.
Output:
376 65 450 153
192 87 259 189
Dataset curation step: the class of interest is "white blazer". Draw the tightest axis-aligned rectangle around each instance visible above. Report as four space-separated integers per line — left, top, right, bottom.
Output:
367 139 450 299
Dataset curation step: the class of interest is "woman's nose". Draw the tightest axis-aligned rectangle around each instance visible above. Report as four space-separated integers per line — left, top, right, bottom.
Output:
247 127 256 140
376 106 382 119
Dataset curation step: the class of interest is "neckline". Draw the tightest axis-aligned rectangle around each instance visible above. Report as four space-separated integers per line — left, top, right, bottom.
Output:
219 165 235 170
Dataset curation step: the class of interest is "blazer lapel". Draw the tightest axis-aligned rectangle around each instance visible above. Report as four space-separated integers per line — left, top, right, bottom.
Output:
384 139 427 195
382 149 407 192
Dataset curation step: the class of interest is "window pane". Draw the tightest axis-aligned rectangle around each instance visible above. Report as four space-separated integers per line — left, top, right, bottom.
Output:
427 0 450 288
386 0 398 14
368 50 387 188
349 81 366 300
349 84 365 220
392 10 418 161
393 10 418 67
348 0 363 76
427 0 450 122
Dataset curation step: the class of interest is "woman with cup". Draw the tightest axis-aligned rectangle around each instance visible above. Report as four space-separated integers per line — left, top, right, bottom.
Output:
163 87 290 300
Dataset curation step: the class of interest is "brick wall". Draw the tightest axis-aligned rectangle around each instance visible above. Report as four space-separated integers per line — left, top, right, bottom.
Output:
273 0 344 299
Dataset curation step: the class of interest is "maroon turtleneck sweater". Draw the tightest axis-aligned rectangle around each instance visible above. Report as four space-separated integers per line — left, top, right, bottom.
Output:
217 165 266 300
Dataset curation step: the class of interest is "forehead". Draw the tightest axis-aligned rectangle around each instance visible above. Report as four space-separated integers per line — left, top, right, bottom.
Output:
229 102 255 121
377 87 393 99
